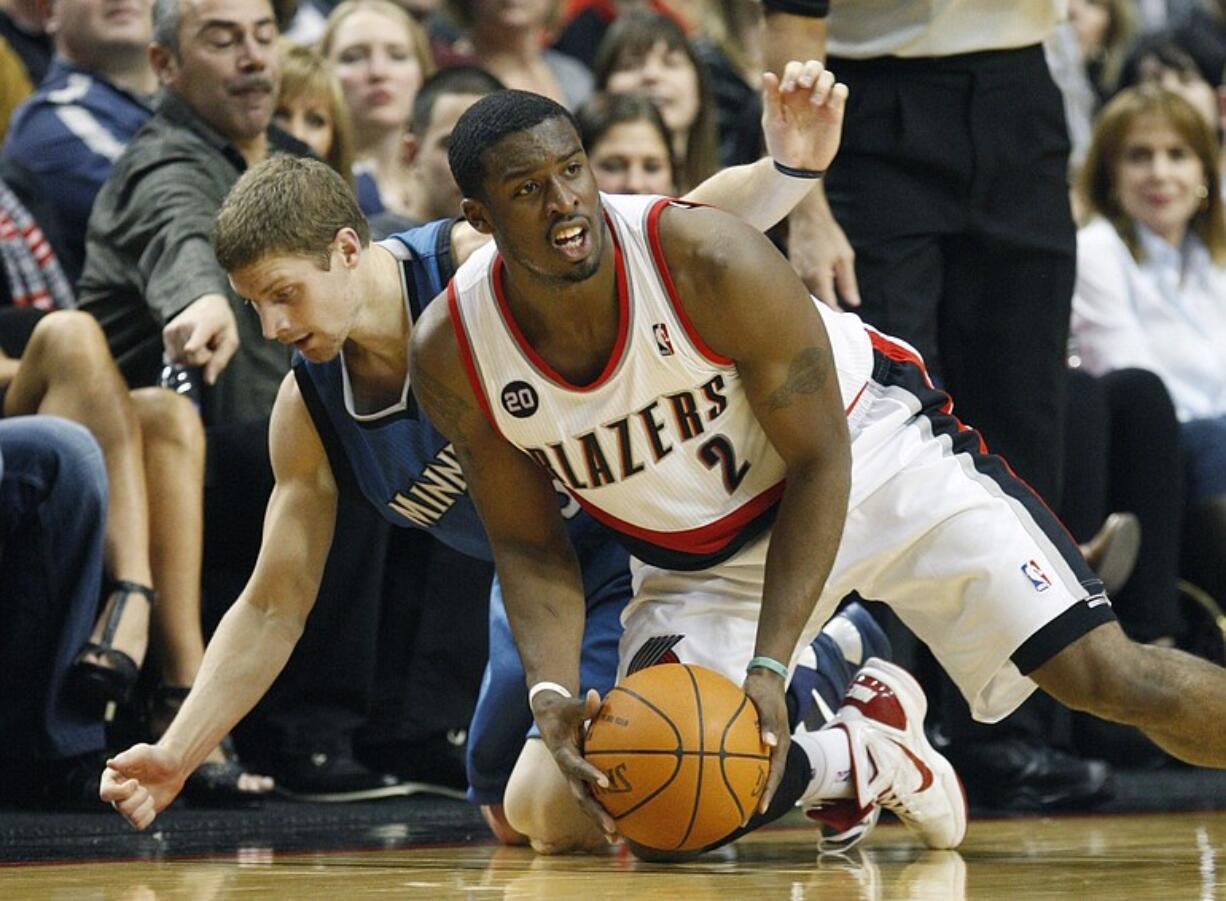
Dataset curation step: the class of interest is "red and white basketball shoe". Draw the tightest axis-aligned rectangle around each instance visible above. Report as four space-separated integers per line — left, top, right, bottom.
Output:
807 797 881 853
812 658 967 850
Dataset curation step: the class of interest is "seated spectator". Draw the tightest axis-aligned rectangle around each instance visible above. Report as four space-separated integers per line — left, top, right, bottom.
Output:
592 9 718 191
3 0 156 271
1119 34 1219 129
684 0 765 167
1 309 271 805
440 0 592 109
1171 0 1226 98
367 64 504 237
1069 0 1137 105
1074 85 1226 617
551 0 679 72
273 40 355 185
0 164 74 309
0 415 108 809
576 90 677 196
1045 0 1137 171
320 0 434 217
76 0 297 421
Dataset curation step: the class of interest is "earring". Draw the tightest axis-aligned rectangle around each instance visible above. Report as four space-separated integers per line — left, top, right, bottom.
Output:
1196 184 1210 199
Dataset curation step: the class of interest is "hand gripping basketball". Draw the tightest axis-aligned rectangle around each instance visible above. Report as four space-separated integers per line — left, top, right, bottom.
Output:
532 687 618 840
584 665 772 852
742 669 791 817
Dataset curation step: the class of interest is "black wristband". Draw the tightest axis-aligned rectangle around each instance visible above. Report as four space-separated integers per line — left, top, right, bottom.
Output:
773 159 825 179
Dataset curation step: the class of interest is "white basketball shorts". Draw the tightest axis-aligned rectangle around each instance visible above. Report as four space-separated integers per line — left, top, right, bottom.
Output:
619 331 1113 723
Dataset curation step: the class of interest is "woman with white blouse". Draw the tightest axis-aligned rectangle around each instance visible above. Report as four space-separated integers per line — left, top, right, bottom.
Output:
1074 84 1226 608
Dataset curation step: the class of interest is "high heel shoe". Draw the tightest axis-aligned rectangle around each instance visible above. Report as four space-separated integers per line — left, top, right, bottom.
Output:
150 685 269 809
68 580 156 715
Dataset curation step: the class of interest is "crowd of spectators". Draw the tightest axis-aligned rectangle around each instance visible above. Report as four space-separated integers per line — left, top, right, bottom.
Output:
1 0 1224 834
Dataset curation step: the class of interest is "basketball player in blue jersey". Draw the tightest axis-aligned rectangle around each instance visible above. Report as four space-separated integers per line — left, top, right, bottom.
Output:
98 63 892 851
407 85 1226 860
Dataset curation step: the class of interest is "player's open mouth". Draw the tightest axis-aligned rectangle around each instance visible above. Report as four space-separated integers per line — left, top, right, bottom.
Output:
550 221 590 260
293 334 312 350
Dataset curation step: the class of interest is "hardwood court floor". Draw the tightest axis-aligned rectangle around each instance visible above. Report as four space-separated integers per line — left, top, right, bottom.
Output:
4 811 1225 900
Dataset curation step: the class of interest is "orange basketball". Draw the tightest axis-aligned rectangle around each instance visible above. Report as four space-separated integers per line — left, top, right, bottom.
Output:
583 663 770 852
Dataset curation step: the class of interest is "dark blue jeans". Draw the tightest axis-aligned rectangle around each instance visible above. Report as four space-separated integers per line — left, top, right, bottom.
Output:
1182 415 1226 504
0 416 107 759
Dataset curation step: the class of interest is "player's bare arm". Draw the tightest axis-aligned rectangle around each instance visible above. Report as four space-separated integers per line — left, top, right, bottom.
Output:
759 13 859 308
410 294 616 837
101 373 339 830
686 59 846 232
656 203 853 811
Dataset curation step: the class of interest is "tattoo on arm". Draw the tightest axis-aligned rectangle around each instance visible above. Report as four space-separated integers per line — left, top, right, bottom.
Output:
767 347 829 412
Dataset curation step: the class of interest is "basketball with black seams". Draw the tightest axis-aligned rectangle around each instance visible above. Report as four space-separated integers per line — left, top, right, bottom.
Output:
583 663 770 851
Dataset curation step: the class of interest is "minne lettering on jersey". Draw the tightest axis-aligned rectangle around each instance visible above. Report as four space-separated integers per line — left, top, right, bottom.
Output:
387 444 468 525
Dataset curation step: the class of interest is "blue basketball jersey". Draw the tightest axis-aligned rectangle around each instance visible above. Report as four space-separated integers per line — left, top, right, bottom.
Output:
293 219 615 566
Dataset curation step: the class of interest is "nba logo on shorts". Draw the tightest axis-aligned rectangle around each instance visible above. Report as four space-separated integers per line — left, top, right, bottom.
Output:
1021 559 1052 592
653 323 674 356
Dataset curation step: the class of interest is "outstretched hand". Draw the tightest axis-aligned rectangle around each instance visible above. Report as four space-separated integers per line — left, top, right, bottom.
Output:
100 743 188 831
161 293 240 386
532 688 617 841
761 59 849 176
743 669 791 819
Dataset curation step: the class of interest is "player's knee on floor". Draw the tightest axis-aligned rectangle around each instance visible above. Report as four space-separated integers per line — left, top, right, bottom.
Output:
504 740 605 853
479 804 529 846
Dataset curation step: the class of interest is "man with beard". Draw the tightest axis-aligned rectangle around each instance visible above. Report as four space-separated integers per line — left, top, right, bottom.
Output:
76 0 291 425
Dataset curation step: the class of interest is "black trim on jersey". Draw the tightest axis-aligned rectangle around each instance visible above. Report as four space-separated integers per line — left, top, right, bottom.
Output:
870 349 1115 672
1013 598 1115 675
435 218 460 285
293 360 365 497
611 502 779 572
400 248 425 324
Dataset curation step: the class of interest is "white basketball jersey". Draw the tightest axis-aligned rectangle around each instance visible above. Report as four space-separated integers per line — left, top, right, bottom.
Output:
448 193 874 569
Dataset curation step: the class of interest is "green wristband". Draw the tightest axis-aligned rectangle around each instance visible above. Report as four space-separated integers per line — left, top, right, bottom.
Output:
747 655 789 679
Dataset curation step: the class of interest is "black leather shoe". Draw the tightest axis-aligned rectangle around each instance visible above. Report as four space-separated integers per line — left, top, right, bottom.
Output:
1072 714 1170 770
941 736 1115 812
270 751 408 802
358 729 469 800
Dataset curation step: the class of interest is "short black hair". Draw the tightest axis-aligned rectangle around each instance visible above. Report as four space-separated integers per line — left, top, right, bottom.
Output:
448 89 581 199
410 66 505 137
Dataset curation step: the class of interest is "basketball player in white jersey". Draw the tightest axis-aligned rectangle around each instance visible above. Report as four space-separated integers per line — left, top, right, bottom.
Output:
409 87 1226 858
99 62 879 850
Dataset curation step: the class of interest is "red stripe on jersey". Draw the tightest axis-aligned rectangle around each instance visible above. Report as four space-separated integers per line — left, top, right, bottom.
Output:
845 381 868 416
570 481 786 555
645 197 735 367
865 327 987 453
447 280 503 438
490 215 631 392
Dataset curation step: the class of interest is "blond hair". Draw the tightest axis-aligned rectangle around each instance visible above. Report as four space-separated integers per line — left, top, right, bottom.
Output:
277 40 356 188
213 155 371 274
320 0 436 81
1078 84 1226 264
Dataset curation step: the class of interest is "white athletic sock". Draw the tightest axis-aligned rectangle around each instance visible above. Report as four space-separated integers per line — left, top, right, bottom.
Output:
792 727 855 804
